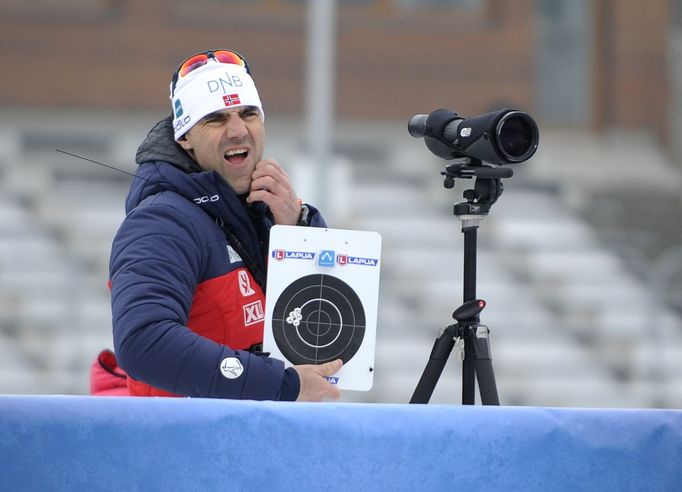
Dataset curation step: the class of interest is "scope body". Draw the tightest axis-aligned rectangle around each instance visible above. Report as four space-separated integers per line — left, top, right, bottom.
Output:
408 109 539 165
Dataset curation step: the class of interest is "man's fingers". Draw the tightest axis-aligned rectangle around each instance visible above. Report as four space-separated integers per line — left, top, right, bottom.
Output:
250 175 278 195
315 359 343 377
248 160 301 225
293 361 343 402
327 385 341 401
252 158 289 182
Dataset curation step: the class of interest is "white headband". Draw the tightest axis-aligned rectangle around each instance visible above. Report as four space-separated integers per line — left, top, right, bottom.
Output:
170 62 264 140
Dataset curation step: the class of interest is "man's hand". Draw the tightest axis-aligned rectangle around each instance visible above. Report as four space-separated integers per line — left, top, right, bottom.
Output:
294 359 343 402
247 158 300 225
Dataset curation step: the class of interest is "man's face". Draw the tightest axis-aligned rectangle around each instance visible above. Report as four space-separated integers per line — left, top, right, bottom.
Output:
178 106 265 194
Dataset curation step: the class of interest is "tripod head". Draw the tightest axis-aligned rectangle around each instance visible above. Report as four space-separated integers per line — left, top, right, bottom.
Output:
442 158 513 219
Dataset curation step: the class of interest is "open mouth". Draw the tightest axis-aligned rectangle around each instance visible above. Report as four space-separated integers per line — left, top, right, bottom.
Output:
224 147 249 165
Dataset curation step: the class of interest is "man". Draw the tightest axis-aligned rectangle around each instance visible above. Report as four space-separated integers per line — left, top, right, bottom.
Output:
108 49 342 401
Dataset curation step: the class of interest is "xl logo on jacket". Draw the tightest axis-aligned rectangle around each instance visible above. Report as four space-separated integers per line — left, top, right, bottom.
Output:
243 300 264 326
238 270 256 297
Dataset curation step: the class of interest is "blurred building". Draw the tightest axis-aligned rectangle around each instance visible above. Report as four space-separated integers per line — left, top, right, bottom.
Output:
0 1 673 135
1 1 681 407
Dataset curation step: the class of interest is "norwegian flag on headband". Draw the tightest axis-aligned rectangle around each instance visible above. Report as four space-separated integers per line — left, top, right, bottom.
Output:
223 93 241 107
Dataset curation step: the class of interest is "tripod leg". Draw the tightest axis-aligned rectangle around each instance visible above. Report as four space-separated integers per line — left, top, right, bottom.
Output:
462 350 477 404
409 327 456 404
469 327 500 405
474 359 500 405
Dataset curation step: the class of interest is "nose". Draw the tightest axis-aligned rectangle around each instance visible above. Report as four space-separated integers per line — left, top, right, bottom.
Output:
225 114 248 139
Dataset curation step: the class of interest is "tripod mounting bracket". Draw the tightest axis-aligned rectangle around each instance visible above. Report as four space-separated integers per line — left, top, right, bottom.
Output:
439 319 492 363
441 159 513 187
444 159 512 215
454 202 491 217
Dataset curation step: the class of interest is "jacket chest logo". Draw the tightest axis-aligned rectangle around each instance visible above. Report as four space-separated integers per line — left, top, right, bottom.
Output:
243 300 264 326
238 270 256 297
227 245 242 264
193 194 219 204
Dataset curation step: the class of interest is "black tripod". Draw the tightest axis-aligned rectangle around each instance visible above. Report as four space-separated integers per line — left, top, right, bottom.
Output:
410 159 511 405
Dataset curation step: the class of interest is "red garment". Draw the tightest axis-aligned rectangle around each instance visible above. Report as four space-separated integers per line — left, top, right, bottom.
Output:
126 270 266 397
95 266 268 398
90 349 129 396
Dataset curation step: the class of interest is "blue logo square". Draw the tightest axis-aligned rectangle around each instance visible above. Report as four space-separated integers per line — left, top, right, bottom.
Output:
174 99 184 118
318 250 335 267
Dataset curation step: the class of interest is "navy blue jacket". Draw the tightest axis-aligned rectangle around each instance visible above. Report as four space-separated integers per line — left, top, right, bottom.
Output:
110 115 325 400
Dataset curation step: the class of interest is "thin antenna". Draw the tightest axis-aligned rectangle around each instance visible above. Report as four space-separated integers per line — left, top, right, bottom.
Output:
55 148 146 181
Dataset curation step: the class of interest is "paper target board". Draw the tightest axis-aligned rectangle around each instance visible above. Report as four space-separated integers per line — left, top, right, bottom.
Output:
264 225 381 391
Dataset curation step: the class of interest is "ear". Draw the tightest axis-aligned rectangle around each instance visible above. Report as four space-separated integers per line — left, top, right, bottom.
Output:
177 134 193 151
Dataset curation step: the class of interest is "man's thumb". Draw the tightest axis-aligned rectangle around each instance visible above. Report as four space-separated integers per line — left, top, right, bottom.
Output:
317 359 343 376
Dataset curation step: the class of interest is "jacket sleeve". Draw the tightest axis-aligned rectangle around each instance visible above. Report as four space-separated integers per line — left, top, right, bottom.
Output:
305 203 326 228
110 197 298 400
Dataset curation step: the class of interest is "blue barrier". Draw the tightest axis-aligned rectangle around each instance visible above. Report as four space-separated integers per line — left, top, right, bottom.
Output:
1 395 681 491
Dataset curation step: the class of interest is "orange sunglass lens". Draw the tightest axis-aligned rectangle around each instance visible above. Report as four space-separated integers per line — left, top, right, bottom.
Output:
213 50 246 68
178 53 210 77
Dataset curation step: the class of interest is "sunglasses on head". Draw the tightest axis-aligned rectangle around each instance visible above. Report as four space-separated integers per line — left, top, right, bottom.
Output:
171 49 251 95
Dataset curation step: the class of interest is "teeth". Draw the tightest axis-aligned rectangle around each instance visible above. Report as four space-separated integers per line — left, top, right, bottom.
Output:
225 148 248 157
